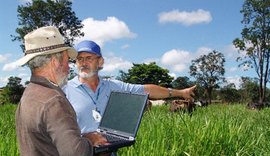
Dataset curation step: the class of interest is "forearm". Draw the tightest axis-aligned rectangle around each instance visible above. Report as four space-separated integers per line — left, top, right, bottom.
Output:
144 84 178 99
144 84 196 100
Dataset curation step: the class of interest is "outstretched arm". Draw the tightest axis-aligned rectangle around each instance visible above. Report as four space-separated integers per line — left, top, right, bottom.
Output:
144 84 196 100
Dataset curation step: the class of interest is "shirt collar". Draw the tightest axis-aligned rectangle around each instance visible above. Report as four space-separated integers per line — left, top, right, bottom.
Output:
30 75 65 96
70 75 105 88
70 76 83 87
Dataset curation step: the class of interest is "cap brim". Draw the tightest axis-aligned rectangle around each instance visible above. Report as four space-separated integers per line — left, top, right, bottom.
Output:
78 50 102 57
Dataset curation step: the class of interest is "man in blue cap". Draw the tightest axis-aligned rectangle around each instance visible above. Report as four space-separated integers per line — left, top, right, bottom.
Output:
63 40 196 138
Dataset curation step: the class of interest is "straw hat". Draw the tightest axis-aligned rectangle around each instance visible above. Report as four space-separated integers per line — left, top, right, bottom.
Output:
16 26 77 66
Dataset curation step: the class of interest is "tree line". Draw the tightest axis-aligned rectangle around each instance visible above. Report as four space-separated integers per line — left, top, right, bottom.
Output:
0 0 269 106
1 60 270 105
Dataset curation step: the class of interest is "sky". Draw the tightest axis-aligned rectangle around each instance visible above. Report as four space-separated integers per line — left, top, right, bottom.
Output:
0 0 255 88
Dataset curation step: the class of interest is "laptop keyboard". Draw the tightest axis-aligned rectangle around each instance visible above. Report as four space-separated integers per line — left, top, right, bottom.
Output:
104 134 127 143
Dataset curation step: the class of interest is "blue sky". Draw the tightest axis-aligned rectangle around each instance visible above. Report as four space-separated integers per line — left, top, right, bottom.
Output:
0 0 254 88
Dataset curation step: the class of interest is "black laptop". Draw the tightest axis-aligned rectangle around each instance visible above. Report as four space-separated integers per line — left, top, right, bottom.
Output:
94 91 149 154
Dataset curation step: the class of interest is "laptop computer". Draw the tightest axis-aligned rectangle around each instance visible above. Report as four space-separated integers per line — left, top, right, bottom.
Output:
94 91 149 154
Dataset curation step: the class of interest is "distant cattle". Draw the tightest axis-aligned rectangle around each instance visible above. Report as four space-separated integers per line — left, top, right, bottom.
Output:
149 100 165 106
194 100 209 107
247 102 270 110
169 99 196 114
168 99 208 114
146 99 208 114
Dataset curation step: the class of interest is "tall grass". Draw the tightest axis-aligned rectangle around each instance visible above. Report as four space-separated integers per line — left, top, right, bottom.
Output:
119 104 270 156
1 104 270 156
0 104 19 155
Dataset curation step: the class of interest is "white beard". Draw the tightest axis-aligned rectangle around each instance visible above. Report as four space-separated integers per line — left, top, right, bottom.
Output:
78 65 98 79
79 70 97 78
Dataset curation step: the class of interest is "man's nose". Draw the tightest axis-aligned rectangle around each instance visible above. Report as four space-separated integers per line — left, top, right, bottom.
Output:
82 59 87 66
81 59 87 65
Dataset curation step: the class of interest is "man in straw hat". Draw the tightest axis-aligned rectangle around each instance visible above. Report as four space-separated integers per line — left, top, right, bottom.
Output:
15 26 110 156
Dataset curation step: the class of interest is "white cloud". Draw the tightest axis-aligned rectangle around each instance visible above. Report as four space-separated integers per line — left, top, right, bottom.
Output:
158 46 217 73
225 76 242 89
102 55 133 74
195 47 213 57
19 73 31 85
120 44 130 50
0 54 11 63
19 0 32 4
2 61 19 71
77 17 137 47
160 49 191 72
161 49 191 65
0 72 30 87
227 67 238 72
0 76 9 87
158 9 212 26
172 64 186 72
222 44 240 60
18 72 28 78
169 73 177 79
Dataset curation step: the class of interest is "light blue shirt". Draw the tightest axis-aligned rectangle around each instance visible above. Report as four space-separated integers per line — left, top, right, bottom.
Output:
62 76 145 133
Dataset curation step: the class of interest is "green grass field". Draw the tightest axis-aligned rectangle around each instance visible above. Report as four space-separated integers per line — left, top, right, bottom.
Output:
1 104 270 156
0 104 18 156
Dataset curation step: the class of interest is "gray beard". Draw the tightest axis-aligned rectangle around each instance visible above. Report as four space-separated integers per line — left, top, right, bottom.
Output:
79 70 97 79
58 76 68 88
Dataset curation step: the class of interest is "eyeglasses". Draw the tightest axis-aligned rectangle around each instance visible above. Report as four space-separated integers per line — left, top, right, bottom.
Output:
76 56 100 63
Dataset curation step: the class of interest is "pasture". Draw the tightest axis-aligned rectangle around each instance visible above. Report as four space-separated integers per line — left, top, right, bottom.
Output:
1 103 270 155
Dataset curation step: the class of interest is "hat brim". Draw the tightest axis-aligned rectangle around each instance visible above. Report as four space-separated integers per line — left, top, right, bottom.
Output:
16 47 77 66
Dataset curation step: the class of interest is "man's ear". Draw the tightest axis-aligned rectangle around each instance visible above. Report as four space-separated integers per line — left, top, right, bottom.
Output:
50 55 59 67
98 57 104 69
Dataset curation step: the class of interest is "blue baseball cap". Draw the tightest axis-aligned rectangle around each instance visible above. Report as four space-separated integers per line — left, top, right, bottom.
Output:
75 40 102 57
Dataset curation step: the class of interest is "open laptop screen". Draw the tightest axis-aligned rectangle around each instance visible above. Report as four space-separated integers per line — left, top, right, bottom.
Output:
99 91 148 135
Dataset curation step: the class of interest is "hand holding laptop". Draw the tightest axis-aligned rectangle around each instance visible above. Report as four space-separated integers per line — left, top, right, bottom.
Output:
83 132 112 155
83 132 109 146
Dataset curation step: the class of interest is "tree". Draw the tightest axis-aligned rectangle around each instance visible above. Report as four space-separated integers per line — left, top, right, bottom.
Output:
0 76 25 104
171 76 193 89
219 83 241 104
189 50 225 103
239 76 260 103
233 0 270 103
117 62 174 87
12 0 84 50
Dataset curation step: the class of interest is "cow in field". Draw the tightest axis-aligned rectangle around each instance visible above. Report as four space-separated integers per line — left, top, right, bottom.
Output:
169 99 196 114
168 99 208 114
